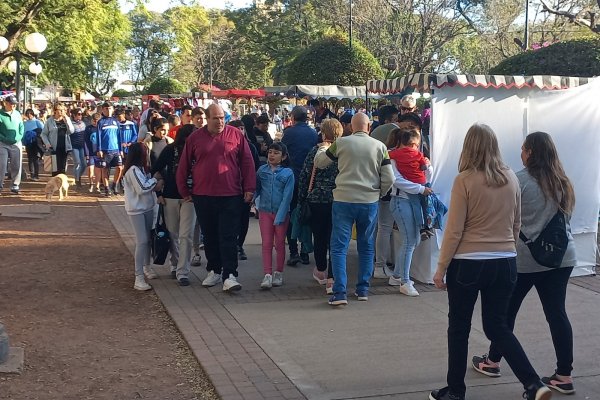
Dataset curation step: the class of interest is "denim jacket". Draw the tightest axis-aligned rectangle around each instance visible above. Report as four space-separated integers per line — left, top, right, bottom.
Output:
255 164 295 225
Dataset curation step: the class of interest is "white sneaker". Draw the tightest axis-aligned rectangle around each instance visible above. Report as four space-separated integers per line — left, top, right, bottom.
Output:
260 274 273 289
388 275 402 286
223 274 242 292
373 266 393 279
143 265 158 280
272 271 283 287
134 275 152 291
400 281 420 297
191 254 202 266
202 271 222 287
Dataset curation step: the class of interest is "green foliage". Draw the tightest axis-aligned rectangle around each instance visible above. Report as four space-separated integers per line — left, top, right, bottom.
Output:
128 5 176 88
286 34 383 85
145 77 187 95
1 0 130 94
112 89 134 98
490 37 600 76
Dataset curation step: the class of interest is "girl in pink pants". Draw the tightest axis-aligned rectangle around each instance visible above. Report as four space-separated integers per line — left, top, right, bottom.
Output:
255 143 295 289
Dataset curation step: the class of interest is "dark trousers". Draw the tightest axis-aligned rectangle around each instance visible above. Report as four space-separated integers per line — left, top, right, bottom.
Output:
488 266 574 376
446 258 539 397
51 150 68 176
193 195 243 279
238 202 251 248
286 181 299 255
309 202 333 278
25 144 41 178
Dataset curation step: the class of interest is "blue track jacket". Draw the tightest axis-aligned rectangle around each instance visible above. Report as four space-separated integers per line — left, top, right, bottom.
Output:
255 164 295 225
95 116 120 152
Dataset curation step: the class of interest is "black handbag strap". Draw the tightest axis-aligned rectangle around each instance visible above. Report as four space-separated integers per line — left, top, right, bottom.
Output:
519 231 529 243
155 204 165 227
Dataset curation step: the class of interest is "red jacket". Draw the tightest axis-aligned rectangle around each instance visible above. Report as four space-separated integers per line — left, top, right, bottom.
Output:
389 147 427 184
176 125 256 197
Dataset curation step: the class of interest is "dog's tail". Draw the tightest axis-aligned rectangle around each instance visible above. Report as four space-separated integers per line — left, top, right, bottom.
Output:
67 178 76 185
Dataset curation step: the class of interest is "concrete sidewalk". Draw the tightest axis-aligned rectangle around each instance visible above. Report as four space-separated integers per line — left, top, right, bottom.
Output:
101 201 600 400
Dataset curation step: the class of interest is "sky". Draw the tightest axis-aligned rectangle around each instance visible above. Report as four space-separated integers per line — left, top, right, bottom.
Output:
119 0 252 13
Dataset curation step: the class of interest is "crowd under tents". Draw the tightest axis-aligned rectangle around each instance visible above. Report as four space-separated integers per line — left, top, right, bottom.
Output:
367 73 600 283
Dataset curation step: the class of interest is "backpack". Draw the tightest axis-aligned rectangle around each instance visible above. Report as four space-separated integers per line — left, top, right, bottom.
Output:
519 210 568 268
24 130 38 146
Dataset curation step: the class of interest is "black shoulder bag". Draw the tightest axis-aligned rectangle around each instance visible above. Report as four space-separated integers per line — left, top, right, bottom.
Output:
151 204 171 265
519 210 568 268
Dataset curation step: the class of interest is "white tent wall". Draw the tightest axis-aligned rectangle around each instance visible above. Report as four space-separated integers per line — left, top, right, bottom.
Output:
407 81 600 283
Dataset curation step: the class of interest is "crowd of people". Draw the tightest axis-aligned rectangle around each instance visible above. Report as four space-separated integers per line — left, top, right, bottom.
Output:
0 92 578 400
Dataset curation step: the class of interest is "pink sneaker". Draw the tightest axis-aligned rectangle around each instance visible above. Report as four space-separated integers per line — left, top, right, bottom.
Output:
312 267 327 285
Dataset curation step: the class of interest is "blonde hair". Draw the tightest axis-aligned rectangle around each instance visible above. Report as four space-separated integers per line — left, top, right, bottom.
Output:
320 119 343 142
400 95 416 108
458 123 508 187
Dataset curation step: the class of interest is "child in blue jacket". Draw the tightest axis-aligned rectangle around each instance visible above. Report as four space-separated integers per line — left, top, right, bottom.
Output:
255 142 295 289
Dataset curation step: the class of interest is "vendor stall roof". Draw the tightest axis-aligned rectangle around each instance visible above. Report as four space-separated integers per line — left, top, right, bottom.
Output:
263 85 378 100
211 89 266 99
367 73 595 94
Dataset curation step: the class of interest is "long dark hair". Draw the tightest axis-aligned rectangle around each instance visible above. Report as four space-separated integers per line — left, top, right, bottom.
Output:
151 117 168 135
123 142 149 175
523 131 575 214
174 124 196 149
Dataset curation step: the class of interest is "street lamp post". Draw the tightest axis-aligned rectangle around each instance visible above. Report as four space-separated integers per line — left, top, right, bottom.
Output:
0 32 47 109
349 0 353 50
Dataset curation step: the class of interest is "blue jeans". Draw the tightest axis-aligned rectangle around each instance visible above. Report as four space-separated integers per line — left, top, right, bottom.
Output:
390 195 422 283
71 147 86 182
330 201 378 296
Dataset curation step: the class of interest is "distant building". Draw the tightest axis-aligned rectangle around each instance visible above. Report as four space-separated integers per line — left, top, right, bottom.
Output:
254 0 283 12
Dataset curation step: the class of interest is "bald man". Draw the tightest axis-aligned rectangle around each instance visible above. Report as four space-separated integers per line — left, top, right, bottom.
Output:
177 104 257 292
314 112 395 306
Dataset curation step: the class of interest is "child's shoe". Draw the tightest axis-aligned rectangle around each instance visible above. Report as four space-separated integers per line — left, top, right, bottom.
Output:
260 274 273 289
272 271 283 287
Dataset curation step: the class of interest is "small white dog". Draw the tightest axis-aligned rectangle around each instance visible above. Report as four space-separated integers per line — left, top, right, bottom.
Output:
44 174 75 201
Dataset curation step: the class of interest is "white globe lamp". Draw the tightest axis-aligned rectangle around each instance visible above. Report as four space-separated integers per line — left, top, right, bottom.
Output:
24 32 47 54
29 62 42 75
7 60 18 74
0 36 8 53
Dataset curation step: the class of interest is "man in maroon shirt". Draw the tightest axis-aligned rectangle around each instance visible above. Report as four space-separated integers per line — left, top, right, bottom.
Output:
177 104 256 292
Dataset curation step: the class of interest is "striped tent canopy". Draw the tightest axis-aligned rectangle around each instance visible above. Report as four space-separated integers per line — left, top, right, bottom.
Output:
367 74 594 94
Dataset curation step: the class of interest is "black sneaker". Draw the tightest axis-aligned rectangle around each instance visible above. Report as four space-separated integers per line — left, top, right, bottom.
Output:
287 253 301 266
300 252 310 265
523 380 552 400
10 187 19 195
541 373 575 395
238 247 247 260
429 387 464 400
178 278 190 286
472 354 501 377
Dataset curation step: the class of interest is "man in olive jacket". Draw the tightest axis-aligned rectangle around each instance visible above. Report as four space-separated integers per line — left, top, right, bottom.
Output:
0 95 24 194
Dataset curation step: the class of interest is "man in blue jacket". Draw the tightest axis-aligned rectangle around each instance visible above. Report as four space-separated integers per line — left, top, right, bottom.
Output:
281 106 318 266
96 102 122 196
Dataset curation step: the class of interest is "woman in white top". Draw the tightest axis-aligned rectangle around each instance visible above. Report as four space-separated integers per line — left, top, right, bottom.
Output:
122 142 164 291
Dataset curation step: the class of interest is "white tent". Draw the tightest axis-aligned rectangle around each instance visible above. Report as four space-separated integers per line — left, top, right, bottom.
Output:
367 74 600 282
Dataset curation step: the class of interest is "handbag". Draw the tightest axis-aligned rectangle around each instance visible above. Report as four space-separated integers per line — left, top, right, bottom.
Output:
519 210 568 268
298 164 317 225
43 152 57 173
151 204 171 265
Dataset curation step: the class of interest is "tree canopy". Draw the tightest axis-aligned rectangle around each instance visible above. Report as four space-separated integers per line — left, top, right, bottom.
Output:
490 37 600 76
145 77 187 95
286 35 383 85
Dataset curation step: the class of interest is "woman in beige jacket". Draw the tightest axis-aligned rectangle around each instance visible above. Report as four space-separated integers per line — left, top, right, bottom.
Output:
429 124 551 400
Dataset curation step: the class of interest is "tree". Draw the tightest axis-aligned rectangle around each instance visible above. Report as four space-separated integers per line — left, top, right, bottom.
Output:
286 34 383 85
1 0 129 93
145 77 187 95
112 89 134 98
537 0 600 34
490 36 600 76
128 5 176 90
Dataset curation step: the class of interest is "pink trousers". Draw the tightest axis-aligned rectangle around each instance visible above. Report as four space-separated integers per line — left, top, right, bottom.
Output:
258 212 290 274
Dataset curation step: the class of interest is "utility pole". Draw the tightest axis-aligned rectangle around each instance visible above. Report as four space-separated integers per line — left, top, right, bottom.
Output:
209 23 213 89
524 0 529 51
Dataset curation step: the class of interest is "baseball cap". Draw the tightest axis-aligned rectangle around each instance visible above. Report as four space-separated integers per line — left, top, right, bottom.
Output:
339 112 353 124
3 95 18 104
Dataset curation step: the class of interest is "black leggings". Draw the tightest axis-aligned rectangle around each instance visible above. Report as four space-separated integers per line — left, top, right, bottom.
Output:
488 266 574 376
25 144 41 178
51 150 68 176
309 202 333 279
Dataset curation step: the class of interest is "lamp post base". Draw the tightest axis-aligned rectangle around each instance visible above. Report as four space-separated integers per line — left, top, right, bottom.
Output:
0 347 24 375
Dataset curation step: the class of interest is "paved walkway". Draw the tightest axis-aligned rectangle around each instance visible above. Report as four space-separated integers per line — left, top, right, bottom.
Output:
101 200 600 400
